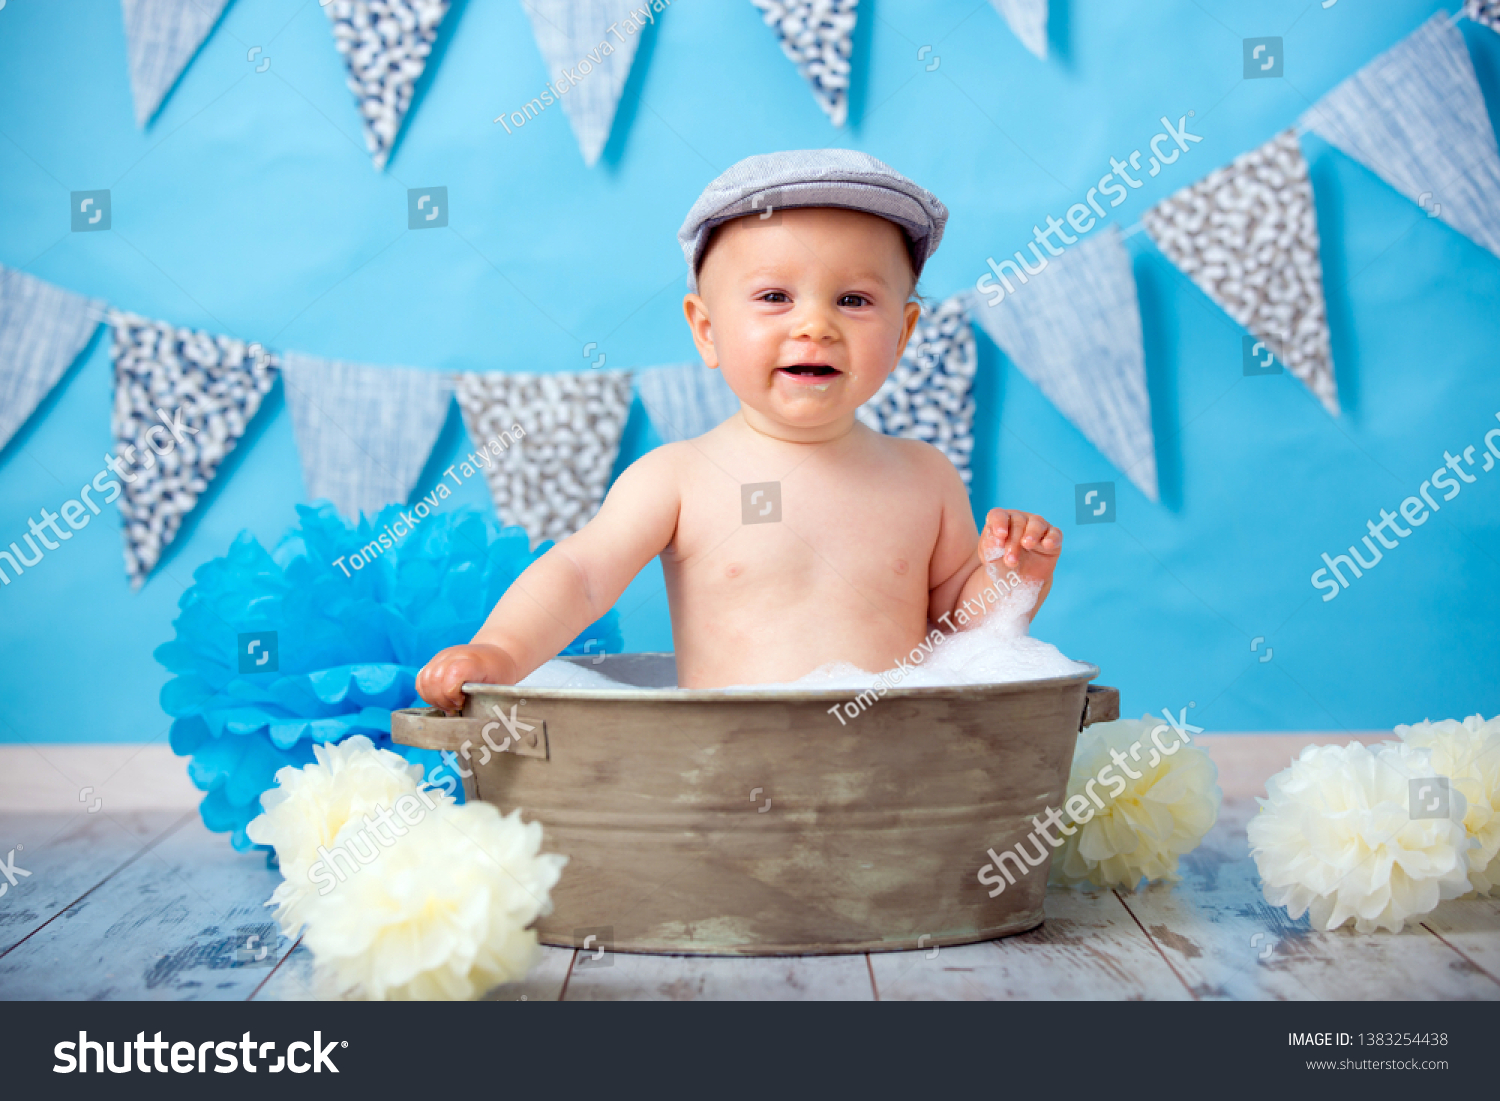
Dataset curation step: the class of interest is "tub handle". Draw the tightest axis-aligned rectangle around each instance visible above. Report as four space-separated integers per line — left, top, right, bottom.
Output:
390 707 550 761
1081 685 1119 730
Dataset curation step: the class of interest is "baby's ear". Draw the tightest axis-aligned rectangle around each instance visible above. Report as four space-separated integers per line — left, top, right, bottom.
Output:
682 293 718 367
896 298 922 359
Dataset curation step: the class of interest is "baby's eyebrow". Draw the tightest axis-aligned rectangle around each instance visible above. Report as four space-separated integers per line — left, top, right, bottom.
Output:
739 265 895 290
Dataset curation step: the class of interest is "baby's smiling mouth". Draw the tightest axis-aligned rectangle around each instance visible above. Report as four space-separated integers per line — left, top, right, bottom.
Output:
776 364 842 379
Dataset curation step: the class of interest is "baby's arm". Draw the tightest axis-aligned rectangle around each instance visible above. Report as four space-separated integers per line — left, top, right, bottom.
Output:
415 445 682 711
925 453 1062 629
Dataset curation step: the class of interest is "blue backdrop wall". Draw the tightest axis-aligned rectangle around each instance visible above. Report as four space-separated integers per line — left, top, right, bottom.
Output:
2 0 1498 744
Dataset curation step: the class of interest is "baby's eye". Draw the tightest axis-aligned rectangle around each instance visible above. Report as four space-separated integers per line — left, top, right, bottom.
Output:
839 294 869 308
759 291 790 303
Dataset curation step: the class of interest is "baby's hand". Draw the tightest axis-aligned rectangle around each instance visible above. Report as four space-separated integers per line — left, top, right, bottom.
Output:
978 508 1062 583
415 644 519 713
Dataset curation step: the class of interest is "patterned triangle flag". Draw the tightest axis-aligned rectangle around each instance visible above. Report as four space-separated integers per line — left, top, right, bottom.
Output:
109 311 279 588
856 295 979 487
324 0 452 171
1303 12 1500 263
634 362 741 444
520 0 652 167
1464 1 1500 35
454 370 634 548
121 0 230 127
967 228 1158 502
988 0 1048 60
751 0 858 127
0 266 104 453
281 352 453 520
1142 129 1338 416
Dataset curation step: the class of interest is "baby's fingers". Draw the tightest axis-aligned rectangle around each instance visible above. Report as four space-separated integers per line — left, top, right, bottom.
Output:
1019 515 1061 557
980 508 1012 562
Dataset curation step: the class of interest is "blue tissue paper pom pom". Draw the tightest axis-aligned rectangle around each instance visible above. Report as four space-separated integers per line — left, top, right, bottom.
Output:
156 503 622 852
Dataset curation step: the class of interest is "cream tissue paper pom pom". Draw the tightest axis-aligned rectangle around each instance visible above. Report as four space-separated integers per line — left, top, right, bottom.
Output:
1248 741 1474 933
298 801 567 1001
246 735 450 936
1050 713 1221 890
1395 714 1500 897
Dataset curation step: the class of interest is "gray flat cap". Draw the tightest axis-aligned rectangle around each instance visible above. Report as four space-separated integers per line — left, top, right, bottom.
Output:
678 149 948 292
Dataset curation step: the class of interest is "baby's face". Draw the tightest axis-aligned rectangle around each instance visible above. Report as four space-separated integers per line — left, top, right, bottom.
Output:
684 207 921 438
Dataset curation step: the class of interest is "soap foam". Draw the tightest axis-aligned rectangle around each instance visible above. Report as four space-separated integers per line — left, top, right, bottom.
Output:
516 578 1089 692
723 577 1089 691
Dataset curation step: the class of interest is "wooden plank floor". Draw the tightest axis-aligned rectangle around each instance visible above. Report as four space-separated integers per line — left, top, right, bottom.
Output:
2 736 1497 1001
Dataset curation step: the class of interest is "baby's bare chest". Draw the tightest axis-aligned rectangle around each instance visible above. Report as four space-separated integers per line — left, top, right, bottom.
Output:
667 468 943 601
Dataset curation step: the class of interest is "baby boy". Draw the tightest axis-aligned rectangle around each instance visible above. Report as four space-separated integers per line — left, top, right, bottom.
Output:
417 150 1062 708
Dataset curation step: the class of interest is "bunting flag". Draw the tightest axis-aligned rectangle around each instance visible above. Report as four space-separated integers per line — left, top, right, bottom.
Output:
856 295 979 486
110 311 279 587
1142 129 1339 416
121 0 230 127
454 370 633 548
1464 0 1500 34
520 0 654 167
989 0 1048 60
751 0 858 127
281 353 452 520
324 0 451 171
634 361 741 444
967 228 1158 502
1302 12 1500 263
0 267 104 453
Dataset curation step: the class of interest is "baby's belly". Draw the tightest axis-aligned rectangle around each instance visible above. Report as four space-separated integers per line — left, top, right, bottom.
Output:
666 575 930 689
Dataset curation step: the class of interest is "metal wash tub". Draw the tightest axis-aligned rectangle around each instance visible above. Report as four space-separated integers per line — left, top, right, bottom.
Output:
391 653 1118 956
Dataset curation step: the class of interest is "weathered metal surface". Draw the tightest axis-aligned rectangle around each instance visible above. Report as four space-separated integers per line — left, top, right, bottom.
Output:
392 653 1109 956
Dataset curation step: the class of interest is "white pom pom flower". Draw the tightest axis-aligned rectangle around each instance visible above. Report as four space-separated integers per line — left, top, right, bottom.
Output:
298 801 567 1001
245 735 448 935
1395 714 1500 897
1248 741 1474 933
1050 714 1221 890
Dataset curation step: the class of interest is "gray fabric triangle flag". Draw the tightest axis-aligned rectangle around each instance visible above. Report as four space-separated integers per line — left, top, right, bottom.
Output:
0 266 104 454
751 0 858 127
282 352 453 520
324 0 452 171
1143 129 1339 416
1464 1 1500 35
856 295 979 488
454 369 633 548
109 311 279 588
1303 12 1500 263
967 228 1158 502
989 0 1048 60
519 0 651 167
634 362 741 444
121 0 230 127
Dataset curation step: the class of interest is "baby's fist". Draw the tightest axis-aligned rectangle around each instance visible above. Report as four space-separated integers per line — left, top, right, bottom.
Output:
978 509 1062 573
416 643 518 713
